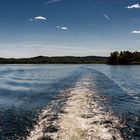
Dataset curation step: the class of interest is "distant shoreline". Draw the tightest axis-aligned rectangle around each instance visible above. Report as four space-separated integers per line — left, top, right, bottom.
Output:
0 56 108 64
1 51 140 65
107 51 140 65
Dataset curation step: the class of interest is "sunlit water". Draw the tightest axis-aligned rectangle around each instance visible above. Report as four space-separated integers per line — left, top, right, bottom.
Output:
0 64 140 140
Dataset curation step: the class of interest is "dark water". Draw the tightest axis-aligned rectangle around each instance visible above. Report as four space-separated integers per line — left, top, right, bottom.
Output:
0 64 140 140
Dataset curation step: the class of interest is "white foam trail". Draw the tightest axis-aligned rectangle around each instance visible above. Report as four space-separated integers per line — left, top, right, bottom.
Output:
27 75 124 140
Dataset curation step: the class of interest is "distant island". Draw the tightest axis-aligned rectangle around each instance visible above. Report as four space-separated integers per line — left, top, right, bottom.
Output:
107 51 140 65
0 56 108 64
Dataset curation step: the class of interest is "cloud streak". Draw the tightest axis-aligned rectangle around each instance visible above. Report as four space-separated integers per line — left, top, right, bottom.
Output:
45 0 62 5
131 30 140 34
57 26 68 30
127 4 140 9
102 13 110 20
102 13 117 28
30 16 47 21
34 16 47 20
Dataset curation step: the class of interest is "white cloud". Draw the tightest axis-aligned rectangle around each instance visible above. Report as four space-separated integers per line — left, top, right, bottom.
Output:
34 16 47 20
102 13 110 20
57 26 68 30
131 30 140 34
127 4 140 9
61 27 68 30
45 0 62 5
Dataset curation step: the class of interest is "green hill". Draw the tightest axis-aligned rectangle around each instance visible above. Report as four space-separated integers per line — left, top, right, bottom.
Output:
0 56 108 64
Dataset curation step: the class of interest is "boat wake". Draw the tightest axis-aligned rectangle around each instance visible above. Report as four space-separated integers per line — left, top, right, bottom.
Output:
27 74 124 140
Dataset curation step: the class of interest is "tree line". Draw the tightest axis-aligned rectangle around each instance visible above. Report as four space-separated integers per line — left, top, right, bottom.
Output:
107 51 140 64
0 56 107 64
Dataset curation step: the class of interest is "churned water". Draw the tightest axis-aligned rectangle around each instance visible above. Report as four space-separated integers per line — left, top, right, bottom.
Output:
0 65 140 140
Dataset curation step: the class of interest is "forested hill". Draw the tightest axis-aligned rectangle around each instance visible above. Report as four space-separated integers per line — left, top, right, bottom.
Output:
107 51 140 64
0 56 108 64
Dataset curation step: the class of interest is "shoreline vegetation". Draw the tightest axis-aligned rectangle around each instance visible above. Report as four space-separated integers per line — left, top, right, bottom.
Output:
0 56 107 64
107 51 140 65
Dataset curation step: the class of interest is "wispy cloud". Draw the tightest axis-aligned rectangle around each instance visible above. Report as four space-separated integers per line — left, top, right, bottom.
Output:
34 16 47 20
45 0 62 5
102 13 110 20
131 30 140 34
30 16 47 21
102 13 117 28
0 42 110 58
61 27 68 30
127 4 140 9
57 26 68 30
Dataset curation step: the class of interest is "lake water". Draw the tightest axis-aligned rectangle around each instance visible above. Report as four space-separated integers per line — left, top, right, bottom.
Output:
0 65 140 140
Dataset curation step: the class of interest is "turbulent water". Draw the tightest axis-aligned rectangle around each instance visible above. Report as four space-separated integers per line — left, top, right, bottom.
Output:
0 65 140 140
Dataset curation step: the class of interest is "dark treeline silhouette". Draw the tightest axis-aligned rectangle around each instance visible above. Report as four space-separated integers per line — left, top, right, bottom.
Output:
0 56 108 64
108 51 140 64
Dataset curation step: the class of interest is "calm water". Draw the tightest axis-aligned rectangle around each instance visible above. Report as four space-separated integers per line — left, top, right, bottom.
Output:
0 65 140 140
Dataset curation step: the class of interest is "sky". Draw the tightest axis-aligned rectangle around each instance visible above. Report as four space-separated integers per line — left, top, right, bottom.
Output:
0 0 140 58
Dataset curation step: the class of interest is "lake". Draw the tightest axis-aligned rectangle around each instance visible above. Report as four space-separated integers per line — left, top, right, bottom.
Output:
0 65 140 140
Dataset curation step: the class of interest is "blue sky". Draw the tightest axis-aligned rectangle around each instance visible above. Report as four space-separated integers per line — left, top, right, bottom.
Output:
0 0 140 57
